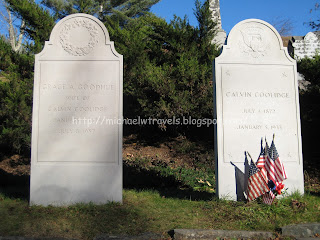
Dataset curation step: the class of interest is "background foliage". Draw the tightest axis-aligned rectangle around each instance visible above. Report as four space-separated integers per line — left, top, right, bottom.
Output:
0 0 219 156
297 55 320 164
2 0 319 161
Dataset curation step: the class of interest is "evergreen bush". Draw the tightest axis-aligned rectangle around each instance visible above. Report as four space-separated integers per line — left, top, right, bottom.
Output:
0 0 219 156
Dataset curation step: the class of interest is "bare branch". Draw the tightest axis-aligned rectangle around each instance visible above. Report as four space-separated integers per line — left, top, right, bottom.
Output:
14 19 25 52
270 17 294 36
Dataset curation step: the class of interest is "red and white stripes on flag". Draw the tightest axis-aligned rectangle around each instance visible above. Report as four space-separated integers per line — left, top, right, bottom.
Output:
256 145 276 205
246 160 269 202
262 191 275 205
264 140 287 184
259 167 268 183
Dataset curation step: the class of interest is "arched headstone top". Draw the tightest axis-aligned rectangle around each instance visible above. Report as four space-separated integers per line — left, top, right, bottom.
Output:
41 13 118 58
220 19 292 62
304 32 318 42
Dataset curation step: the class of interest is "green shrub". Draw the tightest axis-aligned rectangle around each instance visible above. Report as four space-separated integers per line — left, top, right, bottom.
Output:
0 37 33 156
108 2 219 135
297 55 320 164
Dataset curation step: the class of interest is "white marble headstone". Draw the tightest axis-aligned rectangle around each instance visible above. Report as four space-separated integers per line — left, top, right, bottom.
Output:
214 19 304 200
292 32 320 59
30 13 123 206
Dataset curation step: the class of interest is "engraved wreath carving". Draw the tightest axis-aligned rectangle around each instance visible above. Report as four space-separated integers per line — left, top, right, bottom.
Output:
60 18 99 56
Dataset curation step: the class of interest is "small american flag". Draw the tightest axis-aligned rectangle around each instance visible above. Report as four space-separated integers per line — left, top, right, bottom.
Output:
246 159 269 202
256 138 267 169
265 140 287 184
262 191 275 205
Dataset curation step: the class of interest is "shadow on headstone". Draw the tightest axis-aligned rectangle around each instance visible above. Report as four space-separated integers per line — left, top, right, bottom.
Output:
230 153 249 201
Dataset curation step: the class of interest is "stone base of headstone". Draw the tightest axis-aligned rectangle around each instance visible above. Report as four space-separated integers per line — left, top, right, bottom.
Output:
30 165 122 206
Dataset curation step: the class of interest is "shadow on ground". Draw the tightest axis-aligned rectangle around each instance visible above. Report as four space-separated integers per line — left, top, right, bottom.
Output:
123 163 214 201
0 163 213 202
0 168 29 200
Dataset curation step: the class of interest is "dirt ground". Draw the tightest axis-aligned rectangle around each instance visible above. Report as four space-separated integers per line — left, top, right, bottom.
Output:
0 154 30 176
0 135 206 176
0 134 319 194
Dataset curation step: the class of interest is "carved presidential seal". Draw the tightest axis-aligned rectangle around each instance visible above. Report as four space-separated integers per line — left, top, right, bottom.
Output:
60 18 99 56
238 25 270 58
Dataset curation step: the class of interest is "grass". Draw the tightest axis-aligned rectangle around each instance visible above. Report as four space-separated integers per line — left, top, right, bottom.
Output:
0 190 320 239
1 151 320 239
